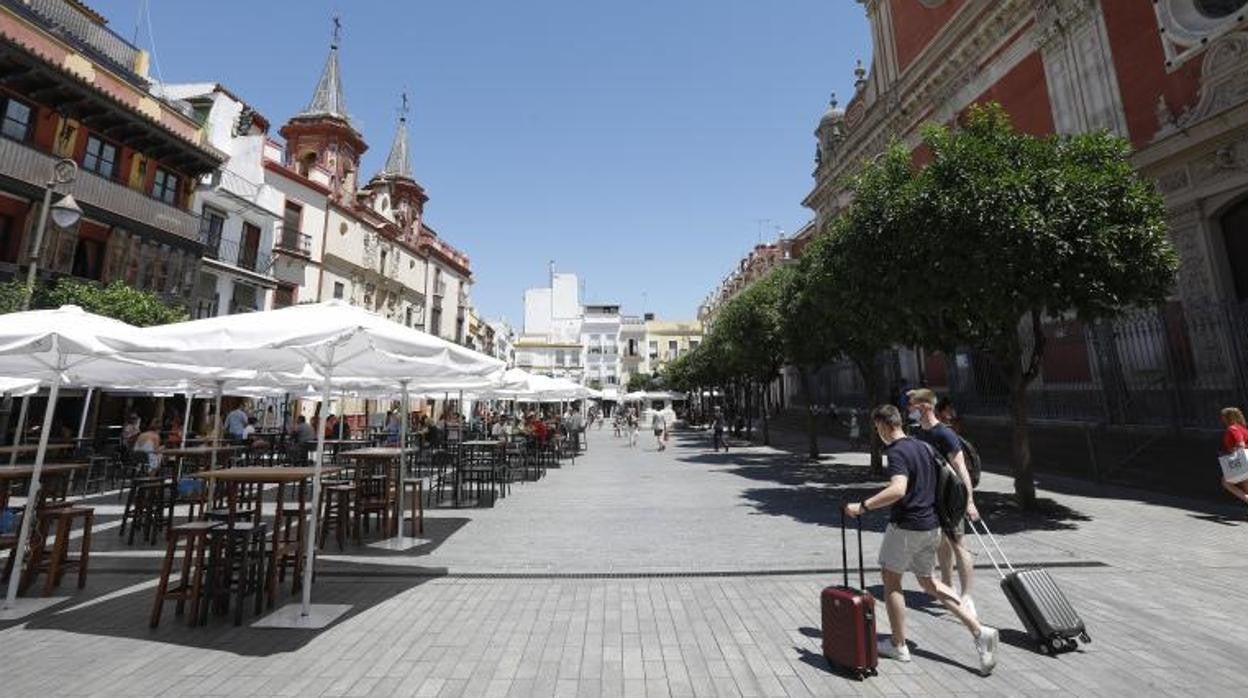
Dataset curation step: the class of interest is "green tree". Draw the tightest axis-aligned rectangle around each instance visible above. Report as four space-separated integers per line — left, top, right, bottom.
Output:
910 103 1177 508
711 272 788 445
780 251 840 460
0 278 187 327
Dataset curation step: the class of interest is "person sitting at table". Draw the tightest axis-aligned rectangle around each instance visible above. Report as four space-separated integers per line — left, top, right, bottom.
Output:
133 419 164 473
291 415 316 444
165 418 183 449
121 412 142 448
529 415 549 443
324 413 339 439
224 404 249 441
385 410 401 446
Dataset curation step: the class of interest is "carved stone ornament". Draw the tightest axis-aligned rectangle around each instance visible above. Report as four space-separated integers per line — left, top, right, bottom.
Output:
1156 166 1191 194
1033 0 1095 50
1175 32 1248 130
1190 134 1248 183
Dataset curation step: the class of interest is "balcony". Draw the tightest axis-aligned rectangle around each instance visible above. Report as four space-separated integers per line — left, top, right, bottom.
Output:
5 0 147 82
200 232 272 276
0 136 200 241
273 227 312 257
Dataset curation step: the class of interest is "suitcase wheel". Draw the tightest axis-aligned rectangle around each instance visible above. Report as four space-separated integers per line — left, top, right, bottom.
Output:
1079 632 1091 644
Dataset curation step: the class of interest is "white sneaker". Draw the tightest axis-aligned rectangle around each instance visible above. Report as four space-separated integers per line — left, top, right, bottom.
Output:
961 595 977 622
974 626 999 676
877 637 911 662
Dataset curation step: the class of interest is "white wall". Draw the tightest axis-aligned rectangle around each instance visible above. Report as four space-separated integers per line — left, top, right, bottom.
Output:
524 288 552 336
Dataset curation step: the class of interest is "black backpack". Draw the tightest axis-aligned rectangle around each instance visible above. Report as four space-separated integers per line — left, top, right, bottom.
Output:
919 441 969 541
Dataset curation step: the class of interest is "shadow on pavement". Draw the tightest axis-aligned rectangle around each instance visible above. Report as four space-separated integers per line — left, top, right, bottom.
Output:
18 570 441 657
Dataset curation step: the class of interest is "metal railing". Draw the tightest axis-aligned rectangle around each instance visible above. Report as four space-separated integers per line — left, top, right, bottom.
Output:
804 300 1248 430
0 136 199 241
273 228 312 256
4 0 145 80
200 231 271 274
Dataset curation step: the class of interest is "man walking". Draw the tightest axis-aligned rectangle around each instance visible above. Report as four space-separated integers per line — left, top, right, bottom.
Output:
907 388 979 615
711 407 727 453
844 404 998 675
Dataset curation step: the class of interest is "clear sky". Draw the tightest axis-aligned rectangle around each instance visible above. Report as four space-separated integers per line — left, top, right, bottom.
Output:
90 0 870 326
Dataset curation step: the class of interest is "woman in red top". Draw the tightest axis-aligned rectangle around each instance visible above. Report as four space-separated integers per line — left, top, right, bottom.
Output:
1219 407 1248 506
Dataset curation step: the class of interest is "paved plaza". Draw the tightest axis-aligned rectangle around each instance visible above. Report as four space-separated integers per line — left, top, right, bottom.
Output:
2 427 1246 697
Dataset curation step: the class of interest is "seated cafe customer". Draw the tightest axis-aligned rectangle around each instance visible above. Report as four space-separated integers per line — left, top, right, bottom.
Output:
132 419 164 473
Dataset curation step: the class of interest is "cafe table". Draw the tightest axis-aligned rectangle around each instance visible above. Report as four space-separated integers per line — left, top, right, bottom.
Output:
190 466 341 607
163 444 243 479
0 463 89 512
0 443 74 459
344 448 412 536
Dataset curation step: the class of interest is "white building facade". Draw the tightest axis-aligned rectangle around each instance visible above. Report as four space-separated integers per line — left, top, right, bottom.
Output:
164 83 284 318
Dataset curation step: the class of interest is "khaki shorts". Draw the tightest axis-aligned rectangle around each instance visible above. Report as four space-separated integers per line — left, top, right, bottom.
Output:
878 524 941 577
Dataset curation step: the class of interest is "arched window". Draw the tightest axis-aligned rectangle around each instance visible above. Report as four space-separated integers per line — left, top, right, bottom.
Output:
1221 198 1248 302
298 151 317 177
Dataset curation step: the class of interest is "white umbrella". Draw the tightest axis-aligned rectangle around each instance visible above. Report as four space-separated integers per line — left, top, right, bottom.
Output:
0 306 248 617
113 300 504 626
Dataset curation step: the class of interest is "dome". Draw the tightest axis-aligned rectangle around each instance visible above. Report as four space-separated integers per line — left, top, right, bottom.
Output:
819 93 843 127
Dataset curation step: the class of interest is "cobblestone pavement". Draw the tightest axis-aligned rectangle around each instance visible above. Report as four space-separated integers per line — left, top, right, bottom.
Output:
2 427 1245 696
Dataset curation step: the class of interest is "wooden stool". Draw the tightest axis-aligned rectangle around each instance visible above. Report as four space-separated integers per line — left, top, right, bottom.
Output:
274 504 307 592
120 477 168 545
205 522 268 626
150 521 219 628
399 478 425 536
319 484 356 551
20 506 94 596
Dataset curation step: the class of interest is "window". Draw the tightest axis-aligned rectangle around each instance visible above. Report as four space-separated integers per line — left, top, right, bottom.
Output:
405 306 413 326
0 214 13 263
199 207 225 254
668 340 678 358
333 281 344 299
1222 198 1248 302
380 248 388 273
151 168 180 205
1 97 32 141
82 135 118 179
283 201 303 235
274 284 295 309
239 222 261 270
555 350 566 366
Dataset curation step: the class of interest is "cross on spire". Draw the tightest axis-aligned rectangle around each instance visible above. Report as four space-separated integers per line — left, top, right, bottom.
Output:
331 15 342 49
382 92 413 178
300 15 349 119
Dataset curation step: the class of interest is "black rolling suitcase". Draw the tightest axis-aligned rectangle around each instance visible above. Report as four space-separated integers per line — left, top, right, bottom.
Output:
967 517 1091 655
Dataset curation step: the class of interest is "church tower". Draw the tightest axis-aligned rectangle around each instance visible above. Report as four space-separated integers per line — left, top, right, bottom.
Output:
363 93 429 241
280 17 367 203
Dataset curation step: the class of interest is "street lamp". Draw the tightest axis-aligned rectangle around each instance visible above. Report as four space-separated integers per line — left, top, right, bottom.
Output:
22 158 80 311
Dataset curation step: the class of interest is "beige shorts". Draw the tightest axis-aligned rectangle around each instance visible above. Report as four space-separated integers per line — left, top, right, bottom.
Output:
878 524 941 577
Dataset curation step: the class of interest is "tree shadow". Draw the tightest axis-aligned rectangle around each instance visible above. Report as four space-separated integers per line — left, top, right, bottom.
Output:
967 492 1091 534
739 485 889 530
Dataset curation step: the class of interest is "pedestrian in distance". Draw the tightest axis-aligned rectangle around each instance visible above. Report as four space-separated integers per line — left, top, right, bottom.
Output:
653 403 668 451
844 404 999 676
712 406 727 452
907 388 979 619
1218 407 1248 511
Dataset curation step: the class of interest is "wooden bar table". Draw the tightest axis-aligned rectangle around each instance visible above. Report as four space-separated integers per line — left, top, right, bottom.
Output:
346 448 404 536
190 466 341 608
163 445 242 479
0 463 87 512
0 443 74 459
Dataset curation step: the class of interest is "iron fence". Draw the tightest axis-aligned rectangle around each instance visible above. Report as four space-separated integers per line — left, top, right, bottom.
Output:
795 300 1248 430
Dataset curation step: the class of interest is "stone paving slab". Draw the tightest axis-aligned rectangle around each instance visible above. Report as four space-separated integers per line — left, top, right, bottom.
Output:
2 427 1246 696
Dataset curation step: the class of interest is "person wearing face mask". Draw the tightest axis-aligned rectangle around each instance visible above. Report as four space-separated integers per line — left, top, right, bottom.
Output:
907 388 979 618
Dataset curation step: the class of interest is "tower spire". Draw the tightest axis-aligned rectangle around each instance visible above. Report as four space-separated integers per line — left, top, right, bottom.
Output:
381 92 412 179
300 15 348 120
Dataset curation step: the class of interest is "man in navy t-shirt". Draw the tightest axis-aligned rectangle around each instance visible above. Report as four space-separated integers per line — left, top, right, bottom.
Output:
908 388 979 619
845 404 998 675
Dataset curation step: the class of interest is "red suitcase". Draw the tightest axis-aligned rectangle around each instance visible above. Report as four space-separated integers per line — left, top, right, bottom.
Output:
820 510 877 680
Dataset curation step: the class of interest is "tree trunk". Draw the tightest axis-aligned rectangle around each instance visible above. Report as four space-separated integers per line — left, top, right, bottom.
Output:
801 367 819 460
761 379 770 447
1009 367 1038 510
855 355 884 477
746 380 754 440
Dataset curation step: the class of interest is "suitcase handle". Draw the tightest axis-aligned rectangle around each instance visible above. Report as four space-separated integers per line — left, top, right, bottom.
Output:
965 516 1017 579
840 507 866 590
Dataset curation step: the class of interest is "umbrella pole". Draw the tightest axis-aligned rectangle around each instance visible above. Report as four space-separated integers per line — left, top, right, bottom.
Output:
302 373 333 617
8 395 29 466
178 392 193 481
75 387 93 442
337 397 344 440
3 377 61 609
397 380 409 537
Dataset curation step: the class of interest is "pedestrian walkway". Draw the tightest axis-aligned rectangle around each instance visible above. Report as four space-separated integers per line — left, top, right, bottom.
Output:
1 427 1245 696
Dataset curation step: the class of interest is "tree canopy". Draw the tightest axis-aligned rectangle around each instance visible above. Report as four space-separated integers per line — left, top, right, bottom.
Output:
0 278 189 327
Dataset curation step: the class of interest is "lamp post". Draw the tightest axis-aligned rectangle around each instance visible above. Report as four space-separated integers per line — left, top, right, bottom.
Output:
22 158 81 311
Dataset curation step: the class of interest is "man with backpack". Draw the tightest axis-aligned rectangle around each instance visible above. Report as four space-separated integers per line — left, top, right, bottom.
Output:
844 404 998 675
908 388 980 619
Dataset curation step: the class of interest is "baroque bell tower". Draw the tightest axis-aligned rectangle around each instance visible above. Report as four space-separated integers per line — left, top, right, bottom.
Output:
280 16 368 203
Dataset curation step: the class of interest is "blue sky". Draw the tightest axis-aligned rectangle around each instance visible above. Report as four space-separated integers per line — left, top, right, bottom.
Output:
91 0 870 325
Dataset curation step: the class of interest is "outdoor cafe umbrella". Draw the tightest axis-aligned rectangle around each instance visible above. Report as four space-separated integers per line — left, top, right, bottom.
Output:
110 300 505 626
0 306 254 617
